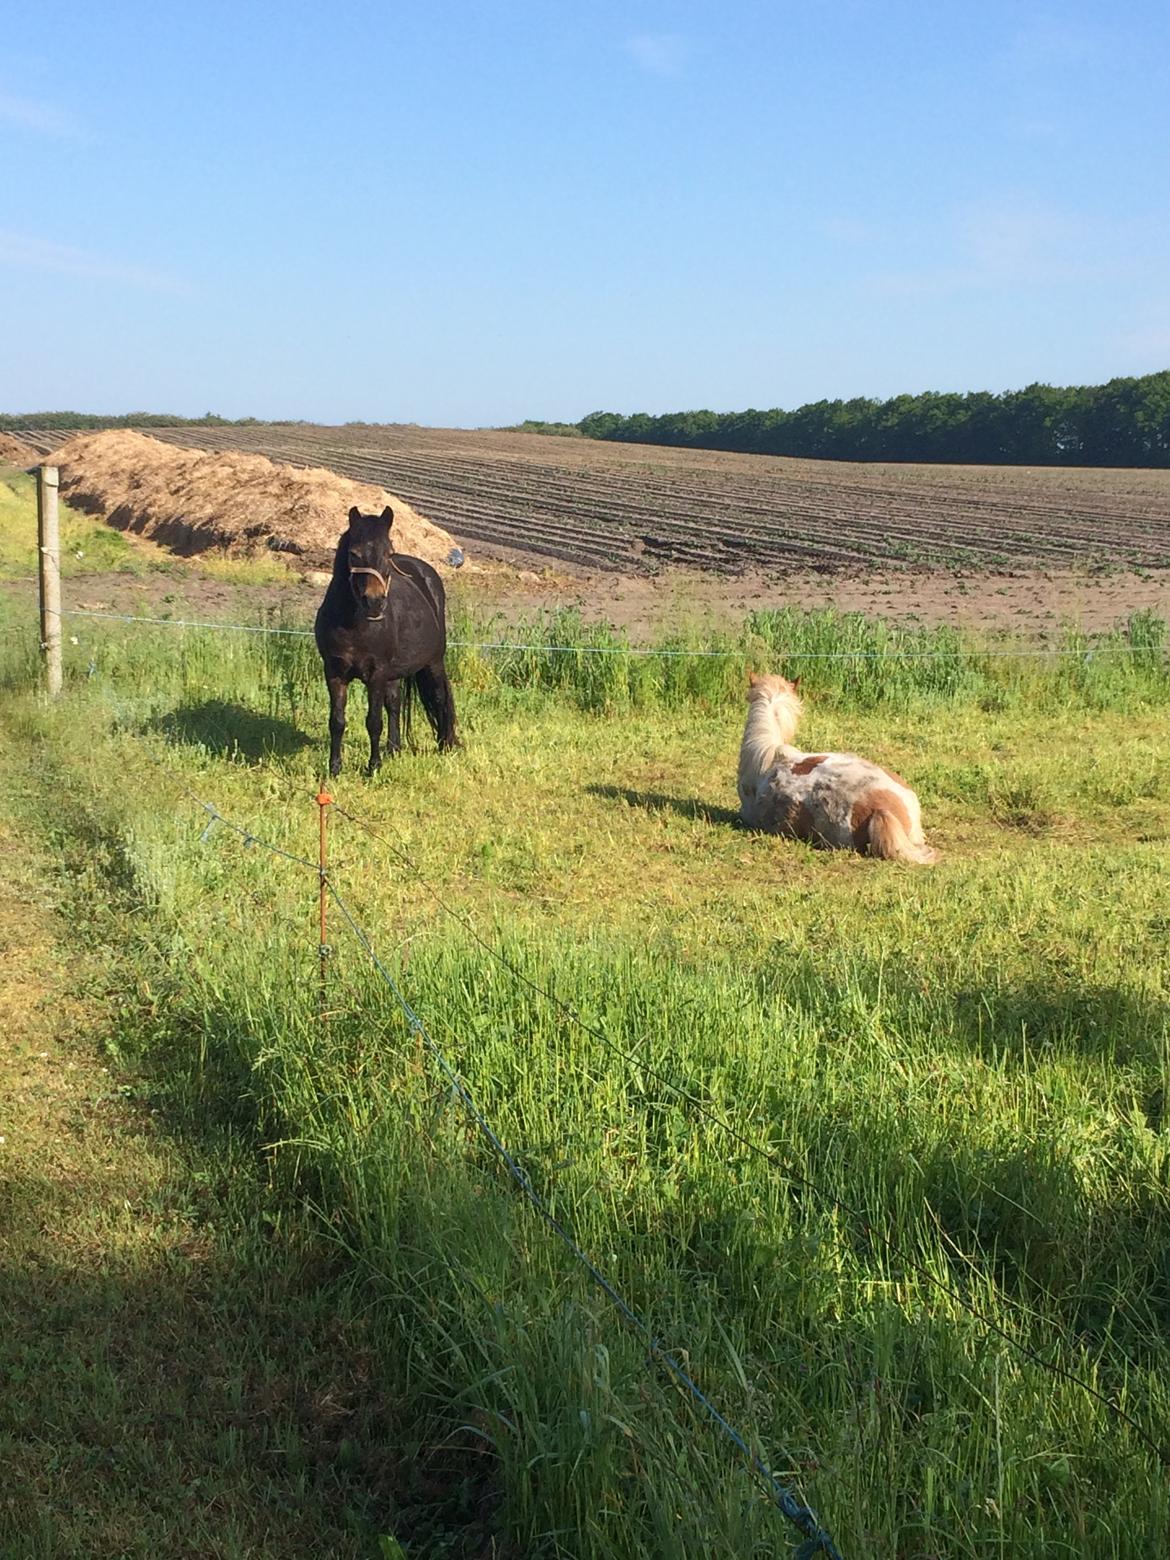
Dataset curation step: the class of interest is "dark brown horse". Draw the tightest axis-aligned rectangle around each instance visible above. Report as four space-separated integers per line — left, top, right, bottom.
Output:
314 506 459 776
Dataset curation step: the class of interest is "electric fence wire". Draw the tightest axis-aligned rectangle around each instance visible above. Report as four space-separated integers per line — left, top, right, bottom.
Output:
55 606 1169 661
91 733 845 1558
331 798 1170 1471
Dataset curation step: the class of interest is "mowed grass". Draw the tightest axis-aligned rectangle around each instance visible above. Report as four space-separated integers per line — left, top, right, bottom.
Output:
0 787 508 1560
2 597 1169 1559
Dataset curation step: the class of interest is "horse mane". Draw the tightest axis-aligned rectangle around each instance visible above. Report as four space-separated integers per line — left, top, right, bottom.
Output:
739 679 803 784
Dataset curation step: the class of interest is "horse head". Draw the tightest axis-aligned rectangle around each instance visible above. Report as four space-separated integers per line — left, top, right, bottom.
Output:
343 506 396 622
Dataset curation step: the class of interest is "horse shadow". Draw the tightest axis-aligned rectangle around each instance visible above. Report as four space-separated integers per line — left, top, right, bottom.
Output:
145 699 312 762
586 783 742 830
947 976 1168 1079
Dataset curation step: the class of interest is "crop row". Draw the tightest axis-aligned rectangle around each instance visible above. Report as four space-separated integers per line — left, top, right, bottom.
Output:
16 423 1170 574
157 426 1170 571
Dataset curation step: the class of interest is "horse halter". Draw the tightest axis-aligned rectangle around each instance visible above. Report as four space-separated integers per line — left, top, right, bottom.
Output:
348 563 391 621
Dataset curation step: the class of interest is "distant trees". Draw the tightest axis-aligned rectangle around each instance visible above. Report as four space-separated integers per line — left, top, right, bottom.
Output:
7 372 1170 466
576 371 1170 467
508 420 584 437
0 411 258 431
0 411 188 430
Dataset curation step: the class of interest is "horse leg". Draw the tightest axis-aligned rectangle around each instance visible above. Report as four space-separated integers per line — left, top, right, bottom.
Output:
327 674 349 777
416 660 460 750
365 676 386 775
384 679 403 757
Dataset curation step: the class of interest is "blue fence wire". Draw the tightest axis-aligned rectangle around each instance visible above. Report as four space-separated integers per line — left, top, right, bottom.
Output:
330 799 1170 1472
138 759 844 1557
56 606 1167 660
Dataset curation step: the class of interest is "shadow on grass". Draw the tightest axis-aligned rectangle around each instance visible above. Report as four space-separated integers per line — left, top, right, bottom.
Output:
586 782 742 829
145 699 312 761
0 1169 389 1558
0 782 500 1560
0 1058 503 1560
947 976 1169 1076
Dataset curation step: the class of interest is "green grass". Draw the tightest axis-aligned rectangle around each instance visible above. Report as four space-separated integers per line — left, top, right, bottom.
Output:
0 462 294 587
0 465 144 580
2 593 1169 1557
0 784 481 1559
445 601 1170 717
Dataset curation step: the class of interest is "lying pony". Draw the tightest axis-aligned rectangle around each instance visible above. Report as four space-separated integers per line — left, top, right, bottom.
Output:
737 673 939 865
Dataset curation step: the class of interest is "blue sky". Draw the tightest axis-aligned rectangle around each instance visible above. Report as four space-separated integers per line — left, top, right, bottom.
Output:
2 1 1168 425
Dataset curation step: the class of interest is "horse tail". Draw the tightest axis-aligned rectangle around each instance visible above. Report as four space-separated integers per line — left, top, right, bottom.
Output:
404 670 443 745
398 676 415 750
866 805 940 865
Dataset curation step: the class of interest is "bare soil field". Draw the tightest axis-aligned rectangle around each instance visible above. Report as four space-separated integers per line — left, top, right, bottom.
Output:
10 422 1170 636
5 536 1167 645
17 419 1165 576
0 433 38 465
469 558 1170 641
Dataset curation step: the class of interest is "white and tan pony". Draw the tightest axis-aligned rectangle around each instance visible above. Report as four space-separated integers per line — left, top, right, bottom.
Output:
737 673 939 864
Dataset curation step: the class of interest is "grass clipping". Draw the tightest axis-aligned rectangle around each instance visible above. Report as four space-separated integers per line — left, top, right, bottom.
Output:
46 429 463 570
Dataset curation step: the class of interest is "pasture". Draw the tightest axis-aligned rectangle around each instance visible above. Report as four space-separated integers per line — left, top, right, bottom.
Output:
3 497 1170 1557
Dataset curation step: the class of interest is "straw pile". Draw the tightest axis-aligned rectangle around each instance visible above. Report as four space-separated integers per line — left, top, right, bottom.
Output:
0 433 38 466
45 430 462 569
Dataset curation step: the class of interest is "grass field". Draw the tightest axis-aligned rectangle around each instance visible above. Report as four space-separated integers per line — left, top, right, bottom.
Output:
2 479 1170 1556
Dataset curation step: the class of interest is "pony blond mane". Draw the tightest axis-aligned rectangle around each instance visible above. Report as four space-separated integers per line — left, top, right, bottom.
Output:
739 674 803 784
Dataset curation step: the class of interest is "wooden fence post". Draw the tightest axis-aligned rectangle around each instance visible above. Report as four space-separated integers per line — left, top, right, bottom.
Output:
37 465 62 697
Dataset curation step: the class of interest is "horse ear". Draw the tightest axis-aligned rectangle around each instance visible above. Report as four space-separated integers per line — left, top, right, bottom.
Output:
747 671 759 687
347 506 362 528
380 506 394 530
791 675 802 690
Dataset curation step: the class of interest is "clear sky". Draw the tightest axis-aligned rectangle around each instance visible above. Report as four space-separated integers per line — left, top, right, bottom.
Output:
2 1 1168 425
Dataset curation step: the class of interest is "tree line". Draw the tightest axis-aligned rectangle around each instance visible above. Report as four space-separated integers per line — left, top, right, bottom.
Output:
576 371 1170 467
7 371 1170 465
0 411 267 431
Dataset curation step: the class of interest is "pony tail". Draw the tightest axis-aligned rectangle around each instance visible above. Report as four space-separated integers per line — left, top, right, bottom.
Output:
867 808 940 865
404 671 442 745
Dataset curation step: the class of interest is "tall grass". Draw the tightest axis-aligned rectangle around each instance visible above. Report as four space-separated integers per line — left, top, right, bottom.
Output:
2 605 1170 1555
443 603 1170 714
12 599 1169 724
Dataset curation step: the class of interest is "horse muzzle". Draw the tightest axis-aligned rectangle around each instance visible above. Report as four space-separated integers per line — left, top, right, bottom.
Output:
350 565 390 622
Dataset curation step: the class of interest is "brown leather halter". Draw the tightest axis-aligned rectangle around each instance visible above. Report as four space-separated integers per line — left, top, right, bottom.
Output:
348 555 437 625
348 564 391 621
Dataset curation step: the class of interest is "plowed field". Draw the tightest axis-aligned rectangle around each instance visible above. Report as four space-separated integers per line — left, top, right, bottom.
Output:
15 421 1170 575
